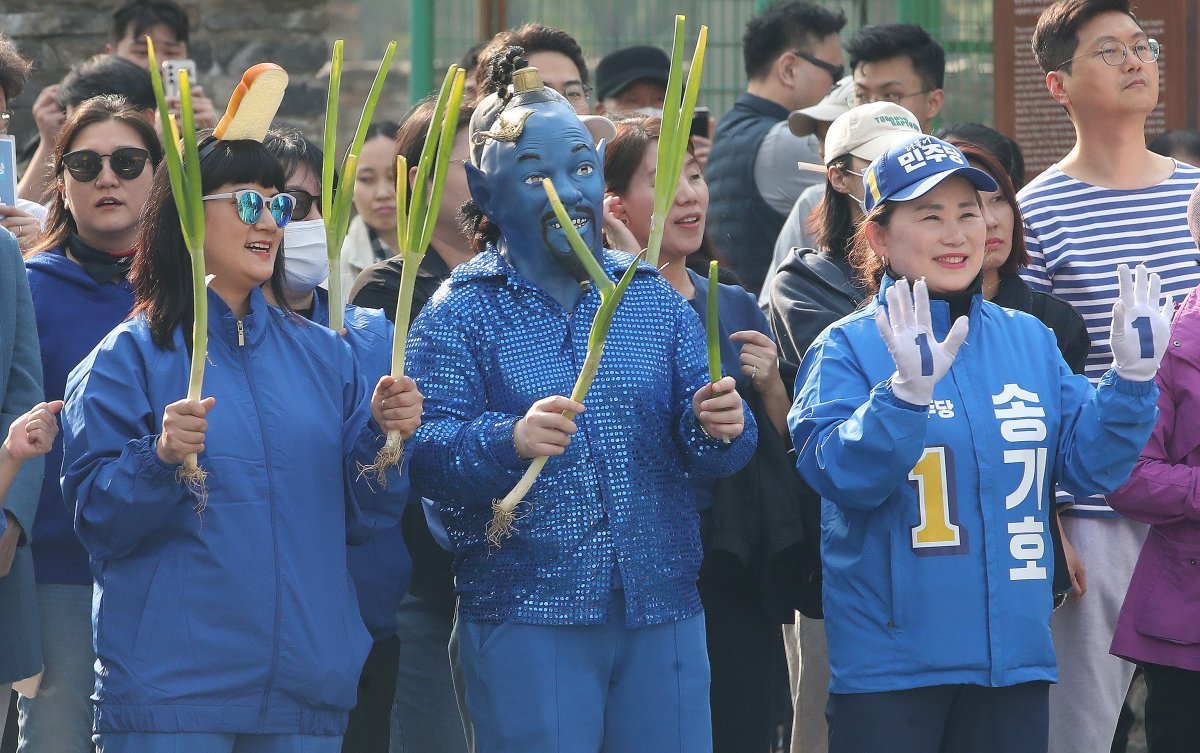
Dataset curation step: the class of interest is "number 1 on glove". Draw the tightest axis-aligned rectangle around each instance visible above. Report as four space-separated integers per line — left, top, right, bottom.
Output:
874 278 969 407
1110 264 1172 382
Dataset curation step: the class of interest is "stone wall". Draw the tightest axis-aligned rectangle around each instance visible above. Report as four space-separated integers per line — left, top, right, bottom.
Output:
1 0 413 159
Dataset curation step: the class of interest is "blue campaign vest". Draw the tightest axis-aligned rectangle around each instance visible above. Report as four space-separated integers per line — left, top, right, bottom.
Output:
706 93 791 291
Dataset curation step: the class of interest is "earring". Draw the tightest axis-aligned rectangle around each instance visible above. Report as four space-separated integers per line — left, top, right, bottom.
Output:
621 218 629 226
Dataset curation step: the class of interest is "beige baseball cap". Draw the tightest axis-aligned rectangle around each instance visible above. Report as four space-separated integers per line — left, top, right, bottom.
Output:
823 102 922 165
787 76 854 138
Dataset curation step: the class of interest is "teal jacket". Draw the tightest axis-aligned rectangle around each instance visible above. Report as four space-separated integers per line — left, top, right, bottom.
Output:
0 230 44 683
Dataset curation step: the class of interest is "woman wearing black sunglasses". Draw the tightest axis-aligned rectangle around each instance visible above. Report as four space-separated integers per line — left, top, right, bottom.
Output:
57 128 423 753
18 94 161 753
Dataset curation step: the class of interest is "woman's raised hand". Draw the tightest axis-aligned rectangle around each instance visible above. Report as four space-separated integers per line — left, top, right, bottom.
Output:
874 278 969 406
1110 264 1172 383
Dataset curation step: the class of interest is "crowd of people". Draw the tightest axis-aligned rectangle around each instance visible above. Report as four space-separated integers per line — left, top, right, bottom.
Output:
1 0 1199 752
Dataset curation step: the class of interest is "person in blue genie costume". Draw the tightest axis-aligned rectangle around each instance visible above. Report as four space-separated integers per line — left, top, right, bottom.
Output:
404 46 758 753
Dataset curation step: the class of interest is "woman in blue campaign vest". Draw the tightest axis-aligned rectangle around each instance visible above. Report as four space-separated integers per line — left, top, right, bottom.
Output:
789 135 1169 753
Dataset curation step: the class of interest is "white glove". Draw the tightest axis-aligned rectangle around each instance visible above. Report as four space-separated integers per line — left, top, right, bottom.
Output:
1110 264 1172 382
874 278 969 406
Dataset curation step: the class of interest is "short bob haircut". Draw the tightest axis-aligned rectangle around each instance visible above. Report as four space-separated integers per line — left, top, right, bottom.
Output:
947 138 1030 274
131 133 292 350
28 95 163 259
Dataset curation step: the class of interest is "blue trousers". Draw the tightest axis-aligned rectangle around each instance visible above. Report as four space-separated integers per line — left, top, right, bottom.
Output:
96 732 342 753
827 681 1049 753
458 598 711 753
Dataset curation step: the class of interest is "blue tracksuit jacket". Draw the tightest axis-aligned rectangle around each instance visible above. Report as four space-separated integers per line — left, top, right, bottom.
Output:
60 286 409 734
789 277 1157 693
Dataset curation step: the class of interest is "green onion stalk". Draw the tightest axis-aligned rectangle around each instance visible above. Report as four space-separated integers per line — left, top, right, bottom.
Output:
360 65 466 484
148 38 210 509
488 179 645 547
323 39 398 331
646 17 708 267
705 260 729 443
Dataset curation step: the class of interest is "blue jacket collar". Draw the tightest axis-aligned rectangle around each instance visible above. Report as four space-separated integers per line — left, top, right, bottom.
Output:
875 274 984 336
207 285 270 348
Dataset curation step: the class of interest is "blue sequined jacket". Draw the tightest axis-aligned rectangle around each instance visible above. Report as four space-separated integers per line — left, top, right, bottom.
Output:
408 248 757 627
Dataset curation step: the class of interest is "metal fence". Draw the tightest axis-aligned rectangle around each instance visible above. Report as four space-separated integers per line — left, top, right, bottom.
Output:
355 0 995 127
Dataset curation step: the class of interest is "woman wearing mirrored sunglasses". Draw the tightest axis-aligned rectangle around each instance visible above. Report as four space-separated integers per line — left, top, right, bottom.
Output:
58 131 422 753
18 94 161 753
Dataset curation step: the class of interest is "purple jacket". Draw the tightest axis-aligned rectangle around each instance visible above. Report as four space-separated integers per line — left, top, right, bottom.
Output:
1109 286 1200 670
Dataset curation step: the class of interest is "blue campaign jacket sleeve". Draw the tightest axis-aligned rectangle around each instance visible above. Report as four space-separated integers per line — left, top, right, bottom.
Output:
407 293 531 506
62 330 193 561
669 288 758 477
1053 364 1158 498
789 321 929 511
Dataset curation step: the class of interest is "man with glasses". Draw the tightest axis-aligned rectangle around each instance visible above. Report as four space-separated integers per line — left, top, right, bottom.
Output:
0 33 45 253
846 24 945 133
475 23 593 115
706 1 847 294
1018 2 1200 752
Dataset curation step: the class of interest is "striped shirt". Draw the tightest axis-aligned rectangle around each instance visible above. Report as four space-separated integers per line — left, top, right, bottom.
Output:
1018 161 1200 515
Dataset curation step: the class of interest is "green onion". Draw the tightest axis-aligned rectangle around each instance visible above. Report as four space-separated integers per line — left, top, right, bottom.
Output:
323 40 398 332
488 178 644 546
647 18 708 267
705 260 730 443
148 38 209 508
360 66 466 484
706 260 721 384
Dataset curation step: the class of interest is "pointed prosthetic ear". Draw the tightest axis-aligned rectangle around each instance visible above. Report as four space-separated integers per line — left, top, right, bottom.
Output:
464 161 493 219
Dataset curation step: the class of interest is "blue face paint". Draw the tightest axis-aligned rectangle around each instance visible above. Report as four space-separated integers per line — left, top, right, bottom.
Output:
467 93 607 301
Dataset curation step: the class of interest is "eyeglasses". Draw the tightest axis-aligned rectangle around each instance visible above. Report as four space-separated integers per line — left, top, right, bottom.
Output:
201 190 296 228
1056 38 1160 70
840 166 865 179
851 88 937 106
791 51 845 84
61 147 152 182
0 110 10 133
554 82 593 107
287 188 320 221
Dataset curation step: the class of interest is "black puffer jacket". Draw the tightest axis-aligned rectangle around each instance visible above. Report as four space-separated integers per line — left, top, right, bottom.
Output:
767 246 869 394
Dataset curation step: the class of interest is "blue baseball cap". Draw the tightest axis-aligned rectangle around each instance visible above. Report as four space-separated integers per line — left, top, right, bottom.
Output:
863 135 998 212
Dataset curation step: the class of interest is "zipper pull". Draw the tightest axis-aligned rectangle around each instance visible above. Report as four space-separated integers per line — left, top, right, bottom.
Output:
237 319 245 347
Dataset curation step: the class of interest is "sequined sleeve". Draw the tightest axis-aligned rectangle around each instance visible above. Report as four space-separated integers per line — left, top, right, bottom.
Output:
407 289 528 507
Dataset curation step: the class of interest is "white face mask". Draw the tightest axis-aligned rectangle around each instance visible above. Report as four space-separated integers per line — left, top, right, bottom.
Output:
282 218 329 292
632 107 665 118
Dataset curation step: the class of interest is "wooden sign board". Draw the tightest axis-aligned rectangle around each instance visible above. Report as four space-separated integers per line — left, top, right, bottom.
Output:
993 0 1191 178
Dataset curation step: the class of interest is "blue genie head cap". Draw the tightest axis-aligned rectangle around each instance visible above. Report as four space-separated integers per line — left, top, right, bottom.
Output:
466 48 616 284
